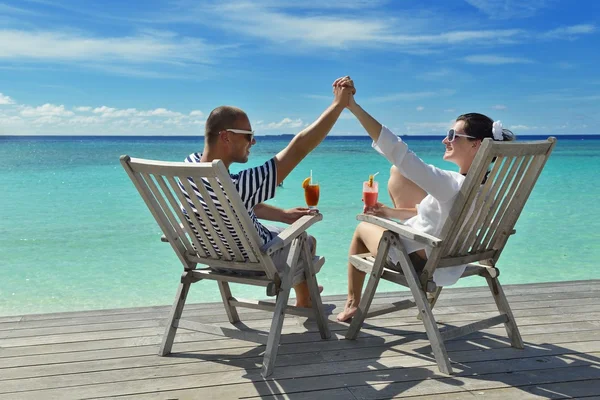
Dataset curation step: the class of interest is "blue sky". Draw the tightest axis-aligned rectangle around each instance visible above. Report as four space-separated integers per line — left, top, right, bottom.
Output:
0 0 598 136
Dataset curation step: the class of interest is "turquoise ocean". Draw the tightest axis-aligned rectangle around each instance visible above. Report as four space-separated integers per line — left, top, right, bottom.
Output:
2 135 599 316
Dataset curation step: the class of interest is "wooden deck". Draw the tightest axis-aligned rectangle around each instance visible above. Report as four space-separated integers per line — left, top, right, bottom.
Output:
1 280 600 399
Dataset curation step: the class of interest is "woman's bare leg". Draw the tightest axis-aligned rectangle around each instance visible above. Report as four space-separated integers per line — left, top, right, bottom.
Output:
337 222 388 321
337 168 429 321
388 165 427 209
388 165 430 258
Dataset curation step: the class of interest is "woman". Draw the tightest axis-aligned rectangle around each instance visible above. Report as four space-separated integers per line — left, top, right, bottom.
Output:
334 77 515 322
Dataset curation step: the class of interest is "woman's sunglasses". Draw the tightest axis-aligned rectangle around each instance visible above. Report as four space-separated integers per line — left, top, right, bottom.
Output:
446 129 476 142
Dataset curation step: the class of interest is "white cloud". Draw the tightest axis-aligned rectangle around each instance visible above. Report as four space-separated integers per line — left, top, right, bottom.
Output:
93 106 116 114
464 55 534 65
0 93 15 105
444 108 456 113
510 124 538 130
67 116 102 125
188 2 524 52
139 108 183 117
465 0 551 19
416 106 425 111
0 98 217 135
0 29 217 64
264 117 304 130
32 115 63 125
20 103 74 117
542 24 596 39
492 104 507 110
529 93 600 102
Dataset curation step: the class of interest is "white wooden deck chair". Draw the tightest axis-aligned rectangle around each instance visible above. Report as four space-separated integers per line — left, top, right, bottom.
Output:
345 137 556 375
120 156 330 378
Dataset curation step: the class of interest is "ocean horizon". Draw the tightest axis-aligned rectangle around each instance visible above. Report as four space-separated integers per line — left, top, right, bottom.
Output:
2 134 599 316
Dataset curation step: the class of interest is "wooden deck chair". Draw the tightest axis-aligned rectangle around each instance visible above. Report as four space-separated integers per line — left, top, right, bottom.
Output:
345 137 556 375
120 156 330 378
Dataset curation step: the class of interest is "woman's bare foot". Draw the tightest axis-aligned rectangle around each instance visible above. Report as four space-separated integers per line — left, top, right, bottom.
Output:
336 299 359 322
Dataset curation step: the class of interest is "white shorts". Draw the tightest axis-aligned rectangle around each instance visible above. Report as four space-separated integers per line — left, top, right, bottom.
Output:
267 225 317 277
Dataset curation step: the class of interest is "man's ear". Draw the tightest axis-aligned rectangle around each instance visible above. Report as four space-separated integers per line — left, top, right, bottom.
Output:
219 130 230 143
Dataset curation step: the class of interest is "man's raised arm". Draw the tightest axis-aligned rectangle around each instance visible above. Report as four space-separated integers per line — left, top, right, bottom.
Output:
274 78 353 184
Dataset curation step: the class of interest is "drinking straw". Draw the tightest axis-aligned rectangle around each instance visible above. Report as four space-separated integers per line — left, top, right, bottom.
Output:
310 170 313 185
373 172 379 178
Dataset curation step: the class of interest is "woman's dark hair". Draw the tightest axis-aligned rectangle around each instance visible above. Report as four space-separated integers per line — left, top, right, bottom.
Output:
456 113 515 142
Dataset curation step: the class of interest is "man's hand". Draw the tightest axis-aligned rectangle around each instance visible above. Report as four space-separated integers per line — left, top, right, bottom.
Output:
332 76 354 108
333 76 356 110
282 207 317 224
274 77 351 184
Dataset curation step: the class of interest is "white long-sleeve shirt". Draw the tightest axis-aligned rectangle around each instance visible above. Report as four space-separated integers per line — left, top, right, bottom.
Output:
373 125 467 286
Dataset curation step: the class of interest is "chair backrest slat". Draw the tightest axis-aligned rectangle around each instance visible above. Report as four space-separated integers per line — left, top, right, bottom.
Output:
121 156 278 278
166 175 220 259
185 175 247 261
484 153 548 253
121 166 194 269
457 155 513 254
205 177 259 263
142 173 200 257
425 138 556 276
435 139 493 257
177 177 231 260
449 154 504 255
475 155 532 252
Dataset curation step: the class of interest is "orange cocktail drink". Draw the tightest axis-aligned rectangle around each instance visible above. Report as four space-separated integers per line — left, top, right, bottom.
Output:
302 176 320 210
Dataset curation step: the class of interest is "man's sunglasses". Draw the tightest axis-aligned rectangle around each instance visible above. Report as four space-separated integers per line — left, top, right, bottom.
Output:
446 129 476 142
223 129 254 142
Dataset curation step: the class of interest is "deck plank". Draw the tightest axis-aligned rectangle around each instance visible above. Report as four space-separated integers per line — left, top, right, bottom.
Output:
1 280 599 399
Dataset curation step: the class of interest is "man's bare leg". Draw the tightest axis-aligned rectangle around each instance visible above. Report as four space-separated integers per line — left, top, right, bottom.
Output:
337 222 387 321
294 236 323 308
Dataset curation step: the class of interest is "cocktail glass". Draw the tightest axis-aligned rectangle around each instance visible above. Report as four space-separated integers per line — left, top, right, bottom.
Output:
363 181 378 208
304 181 320 210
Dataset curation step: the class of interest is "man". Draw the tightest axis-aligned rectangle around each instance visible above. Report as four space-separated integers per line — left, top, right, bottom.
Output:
182 77 354 307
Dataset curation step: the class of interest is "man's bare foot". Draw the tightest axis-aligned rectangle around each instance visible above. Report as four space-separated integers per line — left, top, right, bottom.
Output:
295 285 324 308
336 299 359 322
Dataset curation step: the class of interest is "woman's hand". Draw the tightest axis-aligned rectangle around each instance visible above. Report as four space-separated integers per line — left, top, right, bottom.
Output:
332 76 356 109
363 202 391 218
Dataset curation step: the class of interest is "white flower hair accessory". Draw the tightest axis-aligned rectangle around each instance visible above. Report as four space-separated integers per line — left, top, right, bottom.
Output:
492 120 504 141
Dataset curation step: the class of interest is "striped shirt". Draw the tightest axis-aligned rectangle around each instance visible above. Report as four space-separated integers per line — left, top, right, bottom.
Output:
180 152 277 259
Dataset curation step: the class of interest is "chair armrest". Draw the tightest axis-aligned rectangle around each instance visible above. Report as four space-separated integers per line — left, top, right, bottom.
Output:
261 213 323 255
357 214 442 248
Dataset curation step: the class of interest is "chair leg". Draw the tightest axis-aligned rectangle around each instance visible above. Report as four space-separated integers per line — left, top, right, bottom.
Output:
218 281 240 324
301 237 330 340
486 276 524 349
418 287 442 321
159 274 192 356
396 245 453 375
261 237 302 378
346 232 393 340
